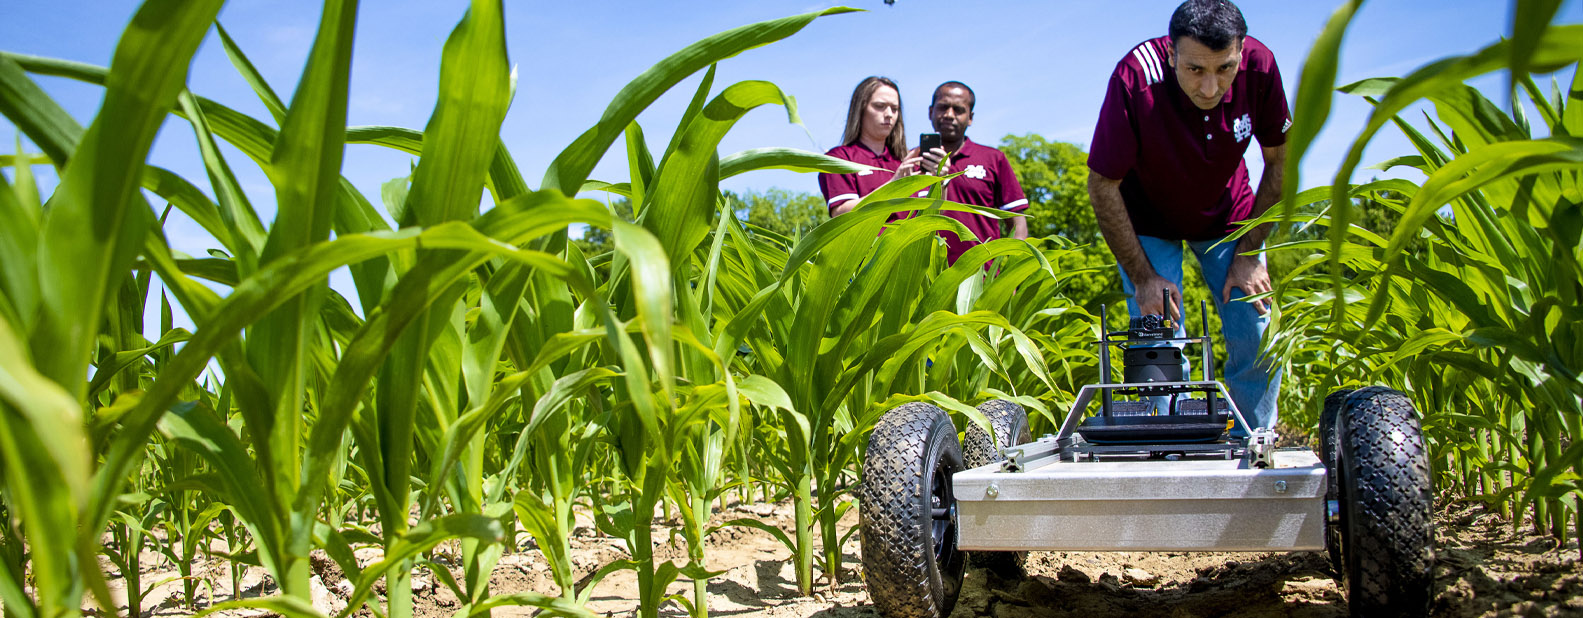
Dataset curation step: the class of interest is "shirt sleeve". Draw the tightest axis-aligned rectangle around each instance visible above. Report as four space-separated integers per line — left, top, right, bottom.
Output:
1087 70 1137 180
996 152 1029 213
1252 51 1291 147
818 149 863 216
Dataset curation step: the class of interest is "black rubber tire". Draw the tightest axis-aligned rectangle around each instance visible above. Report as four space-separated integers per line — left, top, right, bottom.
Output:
1335 386 1435 617
860 403 966 618
1319 387 1354 576
961 400 1030 576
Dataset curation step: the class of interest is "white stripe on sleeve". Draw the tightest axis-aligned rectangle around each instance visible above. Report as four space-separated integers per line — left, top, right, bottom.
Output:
827 193 859 206
1000 199 1029 211
1141 43 1166 84
1131 48 1157 84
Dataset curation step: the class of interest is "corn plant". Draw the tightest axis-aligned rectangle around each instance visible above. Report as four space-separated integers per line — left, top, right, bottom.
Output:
0 4 1092 618
1260 0 1582 547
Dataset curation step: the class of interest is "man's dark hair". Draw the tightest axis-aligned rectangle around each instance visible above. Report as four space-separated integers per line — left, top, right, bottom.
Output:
931 81 976 111
1168 0 1247 51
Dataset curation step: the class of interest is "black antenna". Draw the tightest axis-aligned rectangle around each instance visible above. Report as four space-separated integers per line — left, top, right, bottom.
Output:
1202 299 1215 382
1099 302 1112 417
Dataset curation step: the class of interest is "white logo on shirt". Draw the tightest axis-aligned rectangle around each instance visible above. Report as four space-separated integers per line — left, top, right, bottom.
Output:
1234 114 1253 142
1282 118 1292 134
858 169 874 176
964 164 987 180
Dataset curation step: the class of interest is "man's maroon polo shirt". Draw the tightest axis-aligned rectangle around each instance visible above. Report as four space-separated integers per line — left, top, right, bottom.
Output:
1087 35 1290 241
818 143 903 218
916 138 1028 264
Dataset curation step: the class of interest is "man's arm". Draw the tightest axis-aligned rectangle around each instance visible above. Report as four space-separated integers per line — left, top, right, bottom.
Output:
1011 215 1028 240
1088 171 1180 319
1235 143 1285 254
1221 143 1285 314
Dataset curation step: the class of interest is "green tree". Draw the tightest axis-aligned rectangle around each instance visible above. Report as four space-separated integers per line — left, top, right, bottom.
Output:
999 133 1096 242
730 187 825 240
574 196 633 256
999 133 1122 314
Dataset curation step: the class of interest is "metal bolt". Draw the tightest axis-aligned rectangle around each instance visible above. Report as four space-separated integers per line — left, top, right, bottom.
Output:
1274 480 1288 494
986 483 1000 498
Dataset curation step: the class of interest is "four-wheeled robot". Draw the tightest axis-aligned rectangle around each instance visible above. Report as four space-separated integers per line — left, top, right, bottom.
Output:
859 299 1436 617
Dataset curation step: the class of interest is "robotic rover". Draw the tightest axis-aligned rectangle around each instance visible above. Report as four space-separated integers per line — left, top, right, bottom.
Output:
859 295 1435 617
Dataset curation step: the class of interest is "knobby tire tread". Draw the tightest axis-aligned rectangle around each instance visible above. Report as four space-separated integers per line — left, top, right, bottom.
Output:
860 403 964 618
1339 386 1435 617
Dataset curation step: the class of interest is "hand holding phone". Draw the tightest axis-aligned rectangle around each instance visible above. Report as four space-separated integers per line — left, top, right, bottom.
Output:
919 133 943 173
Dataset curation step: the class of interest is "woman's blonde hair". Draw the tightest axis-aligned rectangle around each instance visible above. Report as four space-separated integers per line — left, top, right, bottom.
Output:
841 76 906 159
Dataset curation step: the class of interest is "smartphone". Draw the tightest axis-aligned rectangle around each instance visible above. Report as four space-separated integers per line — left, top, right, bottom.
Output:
918 132 942 154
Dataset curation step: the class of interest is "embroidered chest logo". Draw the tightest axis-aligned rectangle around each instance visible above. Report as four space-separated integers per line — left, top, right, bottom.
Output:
1233 114 1253 142
963 164 987 180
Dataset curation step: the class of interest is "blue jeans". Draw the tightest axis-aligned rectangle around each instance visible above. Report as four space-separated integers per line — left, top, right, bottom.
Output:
1118 235 1281 436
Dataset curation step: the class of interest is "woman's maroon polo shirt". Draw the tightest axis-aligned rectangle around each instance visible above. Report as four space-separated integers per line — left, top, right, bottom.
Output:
1087 35 1290 241
818 143 903 217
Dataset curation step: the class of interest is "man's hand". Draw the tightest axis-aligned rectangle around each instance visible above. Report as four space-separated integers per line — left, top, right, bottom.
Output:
920 147 948 174
1135 276 1183 322
1223 254 1272 315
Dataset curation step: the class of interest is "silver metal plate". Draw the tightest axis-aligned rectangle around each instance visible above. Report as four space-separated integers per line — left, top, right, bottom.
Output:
954 449 1326 552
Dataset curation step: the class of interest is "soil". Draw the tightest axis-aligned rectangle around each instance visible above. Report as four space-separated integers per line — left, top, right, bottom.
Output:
97 496 1583 618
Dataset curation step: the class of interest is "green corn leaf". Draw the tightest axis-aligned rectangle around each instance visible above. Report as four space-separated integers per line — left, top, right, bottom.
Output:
0 314 88 618
647 80 799 267
31 0 223 397
193 595 328 618
176 91 266 270
0 164 39 330
88 207 602 548
0 54 81 166
141 165 237 255
404 0 510 226
626 121 655 209
346 125 528 200
540 7 857 194
215 21 287 125
1510 0 1565 92
663 63 716 165
736 375 794 413
1389 137 1583 262
340 514 506 616
311 523 365 590
613 219 675 401
1327 25 1583 253
85 327 191 398
259 0 356 262
463 592 597 618
1280 0 1363 217
1384 328 1464 369
574 559 642 605
158 401 289 579
579 180 632 198
719 147 878 179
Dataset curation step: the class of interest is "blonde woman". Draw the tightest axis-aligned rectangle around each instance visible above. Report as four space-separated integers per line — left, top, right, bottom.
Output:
819 76 923 217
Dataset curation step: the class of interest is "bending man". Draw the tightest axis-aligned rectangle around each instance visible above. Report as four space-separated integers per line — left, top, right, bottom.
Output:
1086 0 1288 432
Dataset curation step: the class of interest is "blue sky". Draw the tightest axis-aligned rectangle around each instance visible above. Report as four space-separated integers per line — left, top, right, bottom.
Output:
2 0 1579 326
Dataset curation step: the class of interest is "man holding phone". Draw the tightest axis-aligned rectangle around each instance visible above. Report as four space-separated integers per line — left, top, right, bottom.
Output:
916 81 1029 265
1086 0 1289 434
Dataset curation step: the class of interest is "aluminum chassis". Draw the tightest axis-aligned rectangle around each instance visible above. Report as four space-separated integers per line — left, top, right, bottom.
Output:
952 306 1328 553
